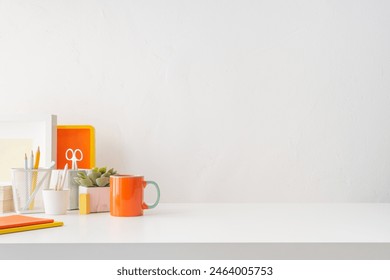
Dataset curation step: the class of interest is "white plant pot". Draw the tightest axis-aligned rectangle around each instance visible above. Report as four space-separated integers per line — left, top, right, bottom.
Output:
79 186 110 213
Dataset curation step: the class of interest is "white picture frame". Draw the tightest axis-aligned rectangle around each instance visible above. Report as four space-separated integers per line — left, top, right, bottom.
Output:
0 114 57 183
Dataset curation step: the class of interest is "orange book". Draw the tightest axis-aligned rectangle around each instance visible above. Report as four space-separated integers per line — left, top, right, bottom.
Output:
57 125 95 169
0 215 54 230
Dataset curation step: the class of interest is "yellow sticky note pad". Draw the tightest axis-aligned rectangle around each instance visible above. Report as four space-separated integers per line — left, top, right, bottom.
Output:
79 193 90 215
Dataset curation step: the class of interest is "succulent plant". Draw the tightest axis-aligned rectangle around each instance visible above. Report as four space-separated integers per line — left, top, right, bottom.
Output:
74 167 117 187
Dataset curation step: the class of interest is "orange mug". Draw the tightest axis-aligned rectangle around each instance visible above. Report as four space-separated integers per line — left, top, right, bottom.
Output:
110 175 160 217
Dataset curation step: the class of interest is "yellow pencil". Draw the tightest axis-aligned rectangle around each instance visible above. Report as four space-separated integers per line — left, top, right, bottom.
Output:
34 146 40 169
0 221 63 235
29 146 40 210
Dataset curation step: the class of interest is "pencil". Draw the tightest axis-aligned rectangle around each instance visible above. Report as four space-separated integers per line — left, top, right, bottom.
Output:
30 150 34 169
28 151 33 209
34 146 40 169
29 146 40 210
24 153 28 203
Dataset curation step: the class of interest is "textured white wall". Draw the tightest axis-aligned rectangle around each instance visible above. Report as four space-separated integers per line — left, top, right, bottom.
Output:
1 0 390 202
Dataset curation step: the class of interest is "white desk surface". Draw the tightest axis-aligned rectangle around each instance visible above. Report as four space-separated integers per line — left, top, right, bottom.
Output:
1 203 390 244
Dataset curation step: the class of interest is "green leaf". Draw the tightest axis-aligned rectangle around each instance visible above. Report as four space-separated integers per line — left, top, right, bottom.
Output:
99 167 107 174
88 172 101 185
96 177 109 187
107 168 117 175
79 178 94 187
77 172 87 179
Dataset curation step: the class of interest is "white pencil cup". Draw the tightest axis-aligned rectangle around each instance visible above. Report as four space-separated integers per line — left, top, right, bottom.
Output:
51 169 88 210
11 168 52 214
42 189 69 215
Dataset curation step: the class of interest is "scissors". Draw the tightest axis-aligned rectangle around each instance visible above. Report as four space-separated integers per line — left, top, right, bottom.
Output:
65 148 83 170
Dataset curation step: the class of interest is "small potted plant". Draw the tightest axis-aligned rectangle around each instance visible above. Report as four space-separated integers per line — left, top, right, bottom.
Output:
75 167 117 213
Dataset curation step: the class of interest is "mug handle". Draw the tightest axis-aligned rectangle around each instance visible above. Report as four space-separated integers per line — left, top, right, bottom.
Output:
142 181 160 209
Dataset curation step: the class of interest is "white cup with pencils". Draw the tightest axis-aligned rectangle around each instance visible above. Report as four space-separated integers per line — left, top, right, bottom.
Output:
42 164 69 215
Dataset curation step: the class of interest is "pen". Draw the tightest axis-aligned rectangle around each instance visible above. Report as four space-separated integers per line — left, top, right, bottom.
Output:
60 163 69 191
55 173 61 191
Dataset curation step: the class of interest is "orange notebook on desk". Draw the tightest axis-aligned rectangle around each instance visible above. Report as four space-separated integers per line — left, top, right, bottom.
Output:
0 215 63 234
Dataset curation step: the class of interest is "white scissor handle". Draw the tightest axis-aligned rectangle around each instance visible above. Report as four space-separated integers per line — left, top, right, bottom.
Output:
72 149 83 161
65 148 83 169
65 149 74 161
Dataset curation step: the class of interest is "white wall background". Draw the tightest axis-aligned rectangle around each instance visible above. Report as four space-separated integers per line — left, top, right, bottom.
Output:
1 0 390 202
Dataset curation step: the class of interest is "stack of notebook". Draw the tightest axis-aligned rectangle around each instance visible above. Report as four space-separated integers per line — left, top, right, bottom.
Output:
0 215 63 234
0 185 14 213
